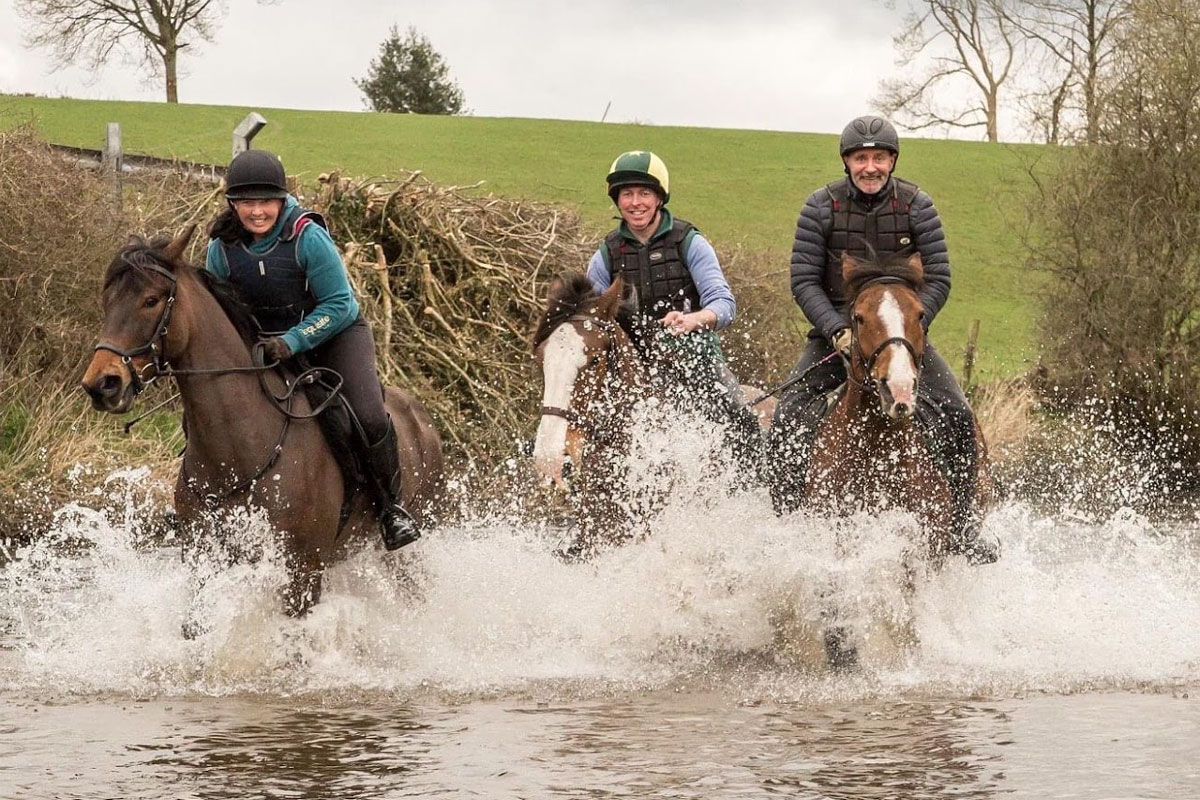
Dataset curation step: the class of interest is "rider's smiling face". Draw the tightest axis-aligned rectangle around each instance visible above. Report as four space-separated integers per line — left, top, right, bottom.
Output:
617 185 662 237
844 148 897 195
232 198 284 239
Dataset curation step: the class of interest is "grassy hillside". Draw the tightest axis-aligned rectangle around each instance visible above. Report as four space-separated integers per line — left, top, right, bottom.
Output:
0 95 1045 379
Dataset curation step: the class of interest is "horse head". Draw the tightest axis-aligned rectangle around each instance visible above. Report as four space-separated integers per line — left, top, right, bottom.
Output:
81 225 197 413
530 273 631 488
842 251 926 420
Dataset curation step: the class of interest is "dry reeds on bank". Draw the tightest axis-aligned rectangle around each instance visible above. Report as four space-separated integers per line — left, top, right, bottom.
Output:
313 171 595 464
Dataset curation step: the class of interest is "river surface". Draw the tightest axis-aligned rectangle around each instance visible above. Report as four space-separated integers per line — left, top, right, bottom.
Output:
1 459 1198 799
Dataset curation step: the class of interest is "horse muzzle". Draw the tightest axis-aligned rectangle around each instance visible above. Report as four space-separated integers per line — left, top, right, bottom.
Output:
81 360 136 414
878 379 918 421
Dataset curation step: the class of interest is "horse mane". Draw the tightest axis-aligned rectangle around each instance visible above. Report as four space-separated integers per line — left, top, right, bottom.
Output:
532 273 601 350
843 247 925 301
105 235 258 343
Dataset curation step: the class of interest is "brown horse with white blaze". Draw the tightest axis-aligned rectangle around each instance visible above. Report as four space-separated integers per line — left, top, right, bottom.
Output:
80 225 443 618
804 251 994 562
531 274 646 554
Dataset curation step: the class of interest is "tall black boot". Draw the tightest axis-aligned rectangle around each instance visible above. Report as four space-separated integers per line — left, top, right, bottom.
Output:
939 419 1000 565
364 422 421 551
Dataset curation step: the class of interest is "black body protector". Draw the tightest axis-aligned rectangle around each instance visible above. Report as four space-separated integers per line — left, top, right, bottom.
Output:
824 176 920 303
604 218 701 320
221 206 327 335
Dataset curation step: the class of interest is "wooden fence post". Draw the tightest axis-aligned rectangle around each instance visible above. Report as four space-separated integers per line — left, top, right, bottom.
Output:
102 122 123 209
963 319 981 396
231 112 268 158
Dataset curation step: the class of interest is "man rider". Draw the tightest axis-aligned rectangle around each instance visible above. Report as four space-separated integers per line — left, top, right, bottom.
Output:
585 150 762 477
767 115 999 565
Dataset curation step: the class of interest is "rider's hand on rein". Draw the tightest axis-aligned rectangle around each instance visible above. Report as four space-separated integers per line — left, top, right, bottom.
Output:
832 327 853 358
261 336 293 364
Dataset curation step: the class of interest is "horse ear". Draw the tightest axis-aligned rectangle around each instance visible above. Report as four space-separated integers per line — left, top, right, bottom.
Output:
841 251 859 284
161 224 197 265
597 276 624 319
546 273 565 300
906 251 924 281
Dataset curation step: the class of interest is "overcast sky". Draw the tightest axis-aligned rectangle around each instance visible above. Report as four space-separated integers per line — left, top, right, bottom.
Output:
0 0 920 136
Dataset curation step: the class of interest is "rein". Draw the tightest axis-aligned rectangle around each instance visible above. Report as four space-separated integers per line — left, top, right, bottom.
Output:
100 259 345 508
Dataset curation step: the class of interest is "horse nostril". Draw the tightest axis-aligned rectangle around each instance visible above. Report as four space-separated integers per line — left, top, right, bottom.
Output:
100 374 123 398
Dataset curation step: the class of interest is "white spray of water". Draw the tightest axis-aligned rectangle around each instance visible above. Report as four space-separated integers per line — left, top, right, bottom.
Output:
2 417 1198 701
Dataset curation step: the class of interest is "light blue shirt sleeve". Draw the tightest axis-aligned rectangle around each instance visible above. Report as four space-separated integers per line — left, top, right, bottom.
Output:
586 248 610 293
685 234 736 329
282 224 360 354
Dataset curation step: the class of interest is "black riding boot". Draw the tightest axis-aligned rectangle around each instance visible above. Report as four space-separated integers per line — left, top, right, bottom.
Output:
364 422 421 551
926 408 999 565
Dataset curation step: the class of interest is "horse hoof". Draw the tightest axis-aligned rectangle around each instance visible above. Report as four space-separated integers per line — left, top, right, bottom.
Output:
823 626 860 672
555 541 591 563
962 536 1001 566
181 619 207 640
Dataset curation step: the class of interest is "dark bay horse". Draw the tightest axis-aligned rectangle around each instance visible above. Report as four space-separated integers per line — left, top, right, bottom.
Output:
81 226 444 617
802 252 993 666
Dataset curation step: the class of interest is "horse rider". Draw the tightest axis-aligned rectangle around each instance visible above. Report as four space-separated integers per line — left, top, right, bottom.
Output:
766 115 999 564
585 150 762 475
204 149 419 551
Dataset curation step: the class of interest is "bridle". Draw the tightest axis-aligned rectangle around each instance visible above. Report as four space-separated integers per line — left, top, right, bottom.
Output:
539 314 624 437
93 260 179 397
847 278 924 394
93 256 345 508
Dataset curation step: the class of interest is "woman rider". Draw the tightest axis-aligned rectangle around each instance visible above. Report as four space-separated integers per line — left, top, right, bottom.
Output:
586 150 762 477
205 149 418 550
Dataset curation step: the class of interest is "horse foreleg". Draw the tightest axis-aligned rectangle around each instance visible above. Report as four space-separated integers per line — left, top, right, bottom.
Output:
283 567 323 617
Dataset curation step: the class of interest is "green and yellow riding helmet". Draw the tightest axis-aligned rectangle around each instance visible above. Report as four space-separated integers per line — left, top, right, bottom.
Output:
606 150 670 205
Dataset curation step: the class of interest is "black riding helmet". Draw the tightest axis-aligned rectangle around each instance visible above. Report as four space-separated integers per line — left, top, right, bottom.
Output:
224 149 288 200
839 115 900 157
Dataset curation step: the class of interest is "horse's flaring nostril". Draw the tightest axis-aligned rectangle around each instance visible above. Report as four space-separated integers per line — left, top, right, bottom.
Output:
100 374 123 398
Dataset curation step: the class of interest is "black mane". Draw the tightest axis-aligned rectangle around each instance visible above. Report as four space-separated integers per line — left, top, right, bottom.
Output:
105 235 258 342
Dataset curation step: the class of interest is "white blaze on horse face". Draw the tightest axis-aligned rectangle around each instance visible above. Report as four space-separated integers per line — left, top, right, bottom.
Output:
878 289 919 417
533 324 588 486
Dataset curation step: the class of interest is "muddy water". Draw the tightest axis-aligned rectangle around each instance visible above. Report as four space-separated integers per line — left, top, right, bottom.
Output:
2 455 1199 798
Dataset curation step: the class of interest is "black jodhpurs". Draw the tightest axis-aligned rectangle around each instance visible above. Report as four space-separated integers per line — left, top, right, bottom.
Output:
303 317 391 446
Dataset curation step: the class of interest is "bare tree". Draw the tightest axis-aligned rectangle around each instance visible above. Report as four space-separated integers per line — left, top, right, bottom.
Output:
16 0 228 103
1007 0 1130 143
876 0 1019 142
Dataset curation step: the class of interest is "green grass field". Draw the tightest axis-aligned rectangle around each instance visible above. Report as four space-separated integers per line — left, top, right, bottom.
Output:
0 95 1048 379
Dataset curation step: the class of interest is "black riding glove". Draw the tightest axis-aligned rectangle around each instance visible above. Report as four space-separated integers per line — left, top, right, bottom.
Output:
262 336 293 363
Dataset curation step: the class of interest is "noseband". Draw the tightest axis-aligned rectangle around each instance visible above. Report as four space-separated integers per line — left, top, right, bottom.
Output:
93 259 178 396
540 314 622 433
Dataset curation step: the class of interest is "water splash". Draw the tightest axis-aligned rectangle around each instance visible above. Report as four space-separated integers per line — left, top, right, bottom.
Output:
1 426 1198 702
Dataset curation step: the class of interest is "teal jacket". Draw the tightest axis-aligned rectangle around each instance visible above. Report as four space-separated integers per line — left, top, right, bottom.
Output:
205 195 360 354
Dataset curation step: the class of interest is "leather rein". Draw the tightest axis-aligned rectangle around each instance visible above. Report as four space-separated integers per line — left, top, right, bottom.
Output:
95 260 344 508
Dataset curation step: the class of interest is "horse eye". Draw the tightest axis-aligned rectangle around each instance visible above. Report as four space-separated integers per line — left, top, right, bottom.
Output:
853 313 864 323
589 355 601 367
144 296 160 308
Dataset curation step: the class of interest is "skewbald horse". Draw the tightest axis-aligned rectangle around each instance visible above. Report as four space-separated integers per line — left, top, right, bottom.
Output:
81 226 444 619
530 275 645 555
